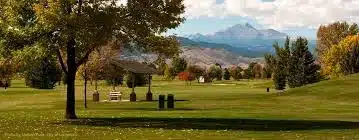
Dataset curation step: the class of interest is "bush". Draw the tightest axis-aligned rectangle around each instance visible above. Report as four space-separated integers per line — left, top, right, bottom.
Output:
25 57 61 89
126 73 148 88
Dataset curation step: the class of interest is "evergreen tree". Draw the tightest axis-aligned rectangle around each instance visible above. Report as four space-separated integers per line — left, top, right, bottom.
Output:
223 68 230 80
288 37 321 88
272 42 287 90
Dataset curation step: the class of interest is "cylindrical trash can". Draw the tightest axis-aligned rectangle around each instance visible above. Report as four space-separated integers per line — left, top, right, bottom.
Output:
167 94 174 109
146 92 153 101
93 91 99 102
158 95 165 109
130 92 136 102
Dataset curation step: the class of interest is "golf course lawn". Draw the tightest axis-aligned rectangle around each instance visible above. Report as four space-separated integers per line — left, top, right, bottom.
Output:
1 75 359 139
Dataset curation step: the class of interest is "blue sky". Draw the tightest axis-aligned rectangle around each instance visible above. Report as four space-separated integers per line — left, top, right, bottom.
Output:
167 0 359 39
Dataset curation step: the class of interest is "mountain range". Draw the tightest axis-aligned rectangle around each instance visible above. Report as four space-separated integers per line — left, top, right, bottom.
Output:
122 23 316 68
177 23 316 58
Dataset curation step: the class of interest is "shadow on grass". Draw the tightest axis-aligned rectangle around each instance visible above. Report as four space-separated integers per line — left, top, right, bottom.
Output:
59 117 359 131
99 108 199 111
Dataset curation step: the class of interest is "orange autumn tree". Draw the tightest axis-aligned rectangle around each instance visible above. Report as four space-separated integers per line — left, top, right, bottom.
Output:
178 72 195 85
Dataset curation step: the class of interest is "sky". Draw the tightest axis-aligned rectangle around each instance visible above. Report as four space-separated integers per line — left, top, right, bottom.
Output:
166 0 359 39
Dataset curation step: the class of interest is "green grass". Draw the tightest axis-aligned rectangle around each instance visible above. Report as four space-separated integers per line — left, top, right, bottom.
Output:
1 75 359 139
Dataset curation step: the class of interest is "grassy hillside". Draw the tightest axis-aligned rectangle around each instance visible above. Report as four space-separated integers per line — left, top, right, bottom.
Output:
1 75 359 139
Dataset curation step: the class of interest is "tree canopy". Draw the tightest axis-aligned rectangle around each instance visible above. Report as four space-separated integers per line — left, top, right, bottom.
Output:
323 35 359 77
0 0 185 119
317 22 359 65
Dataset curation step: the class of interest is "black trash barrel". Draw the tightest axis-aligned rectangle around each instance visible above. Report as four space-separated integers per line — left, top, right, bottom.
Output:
167 94 174 109
158 95 165 109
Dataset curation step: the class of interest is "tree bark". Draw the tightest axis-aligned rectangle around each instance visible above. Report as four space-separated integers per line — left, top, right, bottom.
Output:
65 38 78 119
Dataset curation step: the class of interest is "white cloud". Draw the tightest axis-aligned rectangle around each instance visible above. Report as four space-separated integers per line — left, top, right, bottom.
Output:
184 0 359 29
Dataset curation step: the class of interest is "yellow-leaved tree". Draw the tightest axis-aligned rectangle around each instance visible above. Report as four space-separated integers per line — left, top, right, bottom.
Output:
323 35 359 77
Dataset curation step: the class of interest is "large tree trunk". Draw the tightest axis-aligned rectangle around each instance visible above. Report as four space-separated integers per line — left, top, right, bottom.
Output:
65 38 78 119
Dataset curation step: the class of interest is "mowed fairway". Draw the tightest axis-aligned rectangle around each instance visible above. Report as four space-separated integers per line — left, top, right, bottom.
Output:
1 75 359 140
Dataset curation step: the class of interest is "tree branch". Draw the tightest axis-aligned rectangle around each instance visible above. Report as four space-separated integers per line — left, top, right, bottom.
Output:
56 48 68 75
76 48 93 70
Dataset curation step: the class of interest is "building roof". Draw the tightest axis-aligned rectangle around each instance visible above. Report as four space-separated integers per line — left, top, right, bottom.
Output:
111 59 158 74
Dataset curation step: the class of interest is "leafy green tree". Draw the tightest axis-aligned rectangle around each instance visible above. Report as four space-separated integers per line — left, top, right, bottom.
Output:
0 0 185 119
187 65 205 83
229 66 243 81
164 64 176 80
223 68 230 80
171 57 187 74
25 56 61 89
243 69 251 80
208 65 222 81
103 61 125 91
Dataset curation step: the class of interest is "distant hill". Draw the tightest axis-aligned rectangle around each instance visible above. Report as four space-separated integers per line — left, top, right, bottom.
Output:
120 46 263 68
180 47 263 69
176 37 267 58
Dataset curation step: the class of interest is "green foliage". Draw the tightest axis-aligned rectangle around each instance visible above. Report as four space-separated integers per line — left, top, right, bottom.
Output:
24 56 61 89
164 64 176 81
264 54 276 79
287 37 321 88
272 42 287 90
0 58 14 87
187 65 205 82
171 57 187 74
272 37 321 90
208 65 223 81
229 66 243 81
103 61 125 89
155 57 167 75
126 73 148 88
243 69 251 80
223 68 230 80
1 0 185 118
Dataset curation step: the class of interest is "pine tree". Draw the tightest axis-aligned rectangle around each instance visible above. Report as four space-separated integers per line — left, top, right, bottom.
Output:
272 42 287 90
288 37 321 88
